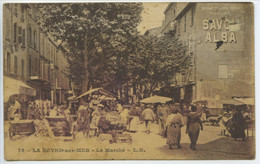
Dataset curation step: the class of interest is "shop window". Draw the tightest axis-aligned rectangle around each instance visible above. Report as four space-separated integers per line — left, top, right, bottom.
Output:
218 65 228 79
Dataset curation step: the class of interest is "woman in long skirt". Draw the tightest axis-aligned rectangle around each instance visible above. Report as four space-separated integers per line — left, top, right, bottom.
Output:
186 105 203 150
230 108 246 141
166 108 183 149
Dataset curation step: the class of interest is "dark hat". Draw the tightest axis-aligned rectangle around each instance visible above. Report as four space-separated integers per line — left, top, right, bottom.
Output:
191 105 197 112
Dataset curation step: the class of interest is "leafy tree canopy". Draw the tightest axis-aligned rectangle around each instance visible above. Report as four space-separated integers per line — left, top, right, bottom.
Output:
35 3 143 92
36 3 190 97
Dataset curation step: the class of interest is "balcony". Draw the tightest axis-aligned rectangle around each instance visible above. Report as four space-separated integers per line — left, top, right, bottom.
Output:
28 74 51 85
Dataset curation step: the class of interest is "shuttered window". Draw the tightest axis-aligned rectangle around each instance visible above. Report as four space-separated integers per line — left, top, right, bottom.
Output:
22 29 25 47
13 23 17 43
18 26 22 44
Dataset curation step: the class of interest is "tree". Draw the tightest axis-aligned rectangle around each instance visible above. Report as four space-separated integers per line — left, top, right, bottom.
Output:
35 3 143 93
129 33 190 98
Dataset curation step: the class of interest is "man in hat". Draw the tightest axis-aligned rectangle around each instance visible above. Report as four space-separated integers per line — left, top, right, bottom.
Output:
142 104 155 134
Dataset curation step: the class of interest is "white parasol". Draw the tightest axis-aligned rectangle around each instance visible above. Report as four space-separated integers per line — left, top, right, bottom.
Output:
140 95 172 104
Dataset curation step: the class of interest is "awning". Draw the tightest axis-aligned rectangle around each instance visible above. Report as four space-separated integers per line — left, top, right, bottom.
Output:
67 95 77 101
75 88 116 100
192 98 243 108
99 95 116 101
233 97 255 105
4 76 36 102
221 99 243 106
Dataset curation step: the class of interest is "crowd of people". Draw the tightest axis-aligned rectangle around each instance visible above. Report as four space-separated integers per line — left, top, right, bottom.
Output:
6 95 252 151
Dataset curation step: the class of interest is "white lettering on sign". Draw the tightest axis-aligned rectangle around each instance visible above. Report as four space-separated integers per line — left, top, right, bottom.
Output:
203 19 237 43
203 19 229 31
205 32 236 43
222 32 228 42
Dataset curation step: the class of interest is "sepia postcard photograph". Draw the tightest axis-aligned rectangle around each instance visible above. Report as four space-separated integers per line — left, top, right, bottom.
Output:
2 1 255 161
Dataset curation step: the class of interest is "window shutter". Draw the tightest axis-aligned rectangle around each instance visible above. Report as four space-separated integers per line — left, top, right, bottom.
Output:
22 29 25 47
13 23 17 43
18 26 22 44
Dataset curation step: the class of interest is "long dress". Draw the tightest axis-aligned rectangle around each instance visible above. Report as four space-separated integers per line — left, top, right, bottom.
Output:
231 111 246 139
76 106 90 135
166 113 183 146
129 116 140 132
186 112 202 149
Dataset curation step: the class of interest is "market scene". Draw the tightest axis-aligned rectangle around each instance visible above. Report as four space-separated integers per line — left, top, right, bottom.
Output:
3 2 255 160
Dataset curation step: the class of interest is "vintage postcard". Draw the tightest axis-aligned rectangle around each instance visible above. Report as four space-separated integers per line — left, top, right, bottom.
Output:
3 2 255 160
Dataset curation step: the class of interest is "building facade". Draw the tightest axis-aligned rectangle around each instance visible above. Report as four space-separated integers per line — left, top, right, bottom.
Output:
3 3 70 105
161 3 254 107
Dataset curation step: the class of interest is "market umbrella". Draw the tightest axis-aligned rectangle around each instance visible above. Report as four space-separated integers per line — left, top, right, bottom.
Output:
140 95 172 104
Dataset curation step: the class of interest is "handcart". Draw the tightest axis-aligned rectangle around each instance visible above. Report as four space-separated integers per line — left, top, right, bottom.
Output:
9 120 35 140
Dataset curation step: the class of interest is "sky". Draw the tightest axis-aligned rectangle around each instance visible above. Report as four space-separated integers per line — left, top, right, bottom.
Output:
137 2 169 34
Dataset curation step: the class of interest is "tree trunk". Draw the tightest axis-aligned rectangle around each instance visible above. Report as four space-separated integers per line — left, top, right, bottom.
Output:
82 34 89 93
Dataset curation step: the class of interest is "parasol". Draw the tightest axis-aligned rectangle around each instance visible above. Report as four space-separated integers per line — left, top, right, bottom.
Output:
140 95 172 104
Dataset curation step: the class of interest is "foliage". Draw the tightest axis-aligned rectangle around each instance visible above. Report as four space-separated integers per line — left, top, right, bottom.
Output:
36 3 190 97
35 3 143 92
129 33 190 95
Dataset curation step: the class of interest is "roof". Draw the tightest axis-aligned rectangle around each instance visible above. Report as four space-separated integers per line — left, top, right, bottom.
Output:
164 3 175 14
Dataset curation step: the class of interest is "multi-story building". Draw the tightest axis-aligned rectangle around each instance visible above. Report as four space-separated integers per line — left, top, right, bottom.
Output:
3 3 70 106
161 2 254 107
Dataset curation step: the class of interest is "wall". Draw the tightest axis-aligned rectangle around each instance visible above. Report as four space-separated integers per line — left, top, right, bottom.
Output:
193 3 254 100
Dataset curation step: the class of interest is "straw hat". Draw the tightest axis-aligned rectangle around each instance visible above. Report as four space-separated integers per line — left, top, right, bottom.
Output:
97 104 104 108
